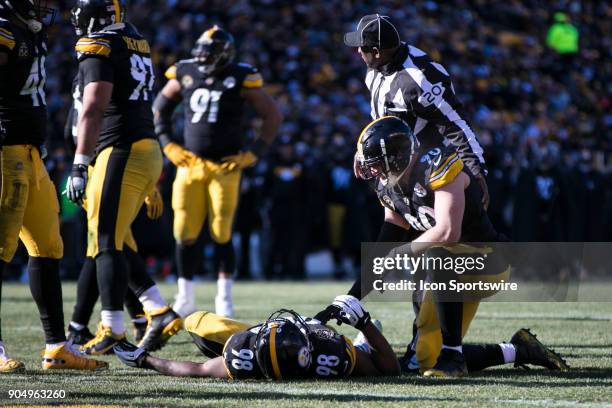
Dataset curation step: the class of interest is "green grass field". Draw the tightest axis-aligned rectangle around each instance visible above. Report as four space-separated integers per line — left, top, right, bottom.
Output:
0 282 611 407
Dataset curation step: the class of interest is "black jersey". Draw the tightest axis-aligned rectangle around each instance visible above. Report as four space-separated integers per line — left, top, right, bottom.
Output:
222 321 356 380
74 22 156 156
373 145 498 241
165 60 263 161
0 16 47 146
306 323 357 379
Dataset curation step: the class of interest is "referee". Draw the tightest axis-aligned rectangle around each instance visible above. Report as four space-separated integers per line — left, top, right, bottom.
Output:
344 14 489 207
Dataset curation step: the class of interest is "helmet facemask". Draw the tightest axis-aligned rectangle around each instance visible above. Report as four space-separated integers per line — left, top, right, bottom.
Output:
358 132 417 186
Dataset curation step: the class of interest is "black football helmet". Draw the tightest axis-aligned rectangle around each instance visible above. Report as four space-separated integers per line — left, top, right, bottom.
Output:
192 26 236 75
255 309 312 380
71 0 127 37
357 116 419 180
0 0 55 32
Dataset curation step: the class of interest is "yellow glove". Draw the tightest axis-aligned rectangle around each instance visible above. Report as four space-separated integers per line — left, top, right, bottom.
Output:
144 187 163 220
163 142 196 167
221 151 258 172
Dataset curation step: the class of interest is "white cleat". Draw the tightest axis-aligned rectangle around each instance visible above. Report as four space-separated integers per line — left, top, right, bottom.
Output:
172 296 196 319
215 296 234 317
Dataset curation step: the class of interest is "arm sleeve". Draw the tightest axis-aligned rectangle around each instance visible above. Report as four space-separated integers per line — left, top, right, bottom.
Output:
406 78 486 177
152 93 180 146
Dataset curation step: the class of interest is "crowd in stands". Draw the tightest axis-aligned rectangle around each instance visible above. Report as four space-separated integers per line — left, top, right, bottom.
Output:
7 0 610 280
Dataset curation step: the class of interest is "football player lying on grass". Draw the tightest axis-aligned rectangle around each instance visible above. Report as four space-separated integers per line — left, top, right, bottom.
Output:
113 296 400 379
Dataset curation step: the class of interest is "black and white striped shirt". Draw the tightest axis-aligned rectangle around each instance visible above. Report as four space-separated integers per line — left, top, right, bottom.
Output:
365 43 486 176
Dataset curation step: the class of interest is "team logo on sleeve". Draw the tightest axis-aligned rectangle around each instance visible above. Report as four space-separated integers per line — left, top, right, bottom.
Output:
181 75 194 89
382 195 395 210
223 76 236 89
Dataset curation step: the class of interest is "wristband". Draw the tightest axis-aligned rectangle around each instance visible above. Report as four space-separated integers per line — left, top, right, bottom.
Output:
74 154 92 167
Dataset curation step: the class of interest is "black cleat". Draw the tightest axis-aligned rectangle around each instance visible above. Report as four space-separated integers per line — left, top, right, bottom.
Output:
137 307 182 352
132 318 148 344
66 324 95 346
423 348 468 377
511 328 569 371
398 347 420 374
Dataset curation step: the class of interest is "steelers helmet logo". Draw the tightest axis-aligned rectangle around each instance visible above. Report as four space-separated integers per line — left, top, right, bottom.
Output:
181 75 194 89
223 76 236 89
297 346 311 368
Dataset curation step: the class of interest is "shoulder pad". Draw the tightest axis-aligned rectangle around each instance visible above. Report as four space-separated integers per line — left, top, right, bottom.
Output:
75 35 112 58
168 59 197 80
239 63 263 88
0 19 15 51
423 148 464 190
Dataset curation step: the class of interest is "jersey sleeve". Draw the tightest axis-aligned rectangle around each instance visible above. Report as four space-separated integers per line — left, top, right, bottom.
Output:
222 331 264 380
75 35 112 59
427 151 464 190
0 23 15 52
241 65 263 89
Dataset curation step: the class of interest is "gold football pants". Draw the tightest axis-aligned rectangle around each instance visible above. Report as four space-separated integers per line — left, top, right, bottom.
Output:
414 245 511 371
184 310 250 357
86 139 162 257
0 145 63 262
172 157 241 244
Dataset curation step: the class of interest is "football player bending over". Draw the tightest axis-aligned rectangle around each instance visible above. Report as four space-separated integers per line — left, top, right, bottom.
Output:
316 117 569 377
114 296 400 379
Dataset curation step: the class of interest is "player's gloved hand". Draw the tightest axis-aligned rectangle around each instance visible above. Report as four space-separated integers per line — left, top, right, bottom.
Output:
220 151 258 172
313 305 342 325
113 340 149 368
65 155 91 205
163 142 196 168
144 187 163 220
331 295 371 331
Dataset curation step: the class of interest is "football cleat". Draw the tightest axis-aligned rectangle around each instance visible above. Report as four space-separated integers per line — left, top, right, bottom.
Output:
42 343 107 371
81 323 126 356
137 306 182 352
423 348 468 378
398 347 420 374
215 295 234 318
0 358 25 374
511 328 569 371
66 324 95 346
172 296 196 319
132 318 148 343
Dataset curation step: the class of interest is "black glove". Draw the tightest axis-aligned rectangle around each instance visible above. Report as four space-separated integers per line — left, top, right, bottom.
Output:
113 340 149 368
313 304 342 325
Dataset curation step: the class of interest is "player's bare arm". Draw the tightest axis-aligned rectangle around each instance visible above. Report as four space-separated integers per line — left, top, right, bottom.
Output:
76 81 113 157
143 355 228 379
241 87 283 145
352 320 401 376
